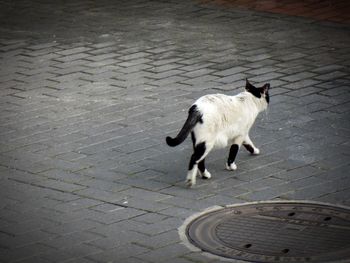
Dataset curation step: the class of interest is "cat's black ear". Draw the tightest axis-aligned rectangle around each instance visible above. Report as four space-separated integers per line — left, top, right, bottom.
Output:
261 83 270 93
261 83 270 103
245 79 255 91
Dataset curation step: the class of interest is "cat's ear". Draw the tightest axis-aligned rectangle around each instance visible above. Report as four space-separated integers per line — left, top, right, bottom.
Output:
245 79 255 91
261 83 270 93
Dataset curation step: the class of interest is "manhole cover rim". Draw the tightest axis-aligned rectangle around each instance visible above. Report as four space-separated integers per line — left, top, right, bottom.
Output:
179 200 350 263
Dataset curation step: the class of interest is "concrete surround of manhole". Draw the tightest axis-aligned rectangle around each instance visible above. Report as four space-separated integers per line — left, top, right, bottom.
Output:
179 201 350 263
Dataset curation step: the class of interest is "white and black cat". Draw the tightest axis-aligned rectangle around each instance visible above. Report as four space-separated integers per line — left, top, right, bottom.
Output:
166 79 270 187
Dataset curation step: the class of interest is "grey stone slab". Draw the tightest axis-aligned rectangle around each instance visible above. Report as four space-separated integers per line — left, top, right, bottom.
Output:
123 197 172 212
0 243 56 263
87 231 148 250
39 169 89 184
74 188 126 204
87 207 146 225
40 243 103 263
132 216 183 236
1 229 56 249
158 207 197 219
281 72 316 82
78 178 130 193
119 177 171 191
139 243 190 263
118 188 172 202
43 231 100 249
35 179 87 193
86 243 149 262
132 212 168 224
283 79 321 90
159 196 218 211
286 86 324 97
44 219 102 236
52 198 104 213
213 66 249 77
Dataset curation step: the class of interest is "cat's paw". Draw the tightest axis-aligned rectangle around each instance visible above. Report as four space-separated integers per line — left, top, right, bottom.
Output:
186 179 195 188
186 171 196 188
226 162 237 171
200 170 211 179
253 148 260 155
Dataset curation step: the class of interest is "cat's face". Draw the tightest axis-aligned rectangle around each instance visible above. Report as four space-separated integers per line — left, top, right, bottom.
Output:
245 79 270 104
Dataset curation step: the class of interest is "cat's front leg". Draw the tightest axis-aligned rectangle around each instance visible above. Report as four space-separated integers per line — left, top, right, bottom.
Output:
186 165 198 187
243 135 260 155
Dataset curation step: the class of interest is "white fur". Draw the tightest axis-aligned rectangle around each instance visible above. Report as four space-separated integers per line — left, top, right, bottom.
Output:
199 169 211 179
187 91 268 187
225 162 237 171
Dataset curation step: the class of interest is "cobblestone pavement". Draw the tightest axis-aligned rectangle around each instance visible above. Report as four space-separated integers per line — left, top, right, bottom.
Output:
0 0 349 262
201 0 350 24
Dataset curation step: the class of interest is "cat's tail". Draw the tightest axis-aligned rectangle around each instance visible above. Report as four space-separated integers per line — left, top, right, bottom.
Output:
166 105 202 147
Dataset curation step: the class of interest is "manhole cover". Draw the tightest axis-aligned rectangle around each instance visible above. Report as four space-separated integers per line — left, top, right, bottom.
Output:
183 201 350 263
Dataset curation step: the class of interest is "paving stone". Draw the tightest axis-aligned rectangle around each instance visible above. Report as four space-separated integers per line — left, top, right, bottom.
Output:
138 243 190 263
34 179 87 193
92 209 147 226
1 230 56 249
1 243 56 263
43 232 101 250
119 188 172 202
87 231 148 250
123 197 172 213
74 188 126 205
86 243 149 262
40 244 103 263
44 219 102 236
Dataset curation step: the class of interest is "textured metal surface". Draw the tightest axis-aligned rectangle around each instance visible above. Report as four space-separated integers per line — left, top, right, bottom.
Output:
186 202 350 262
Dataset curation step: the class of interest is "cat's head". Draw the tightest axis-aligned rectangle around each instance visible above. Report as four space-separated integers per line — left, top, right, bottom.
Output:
245 79 270 106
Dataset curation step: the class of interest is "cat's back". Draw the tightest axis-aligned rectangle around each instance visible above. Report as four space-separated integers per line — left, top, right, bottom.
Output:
195 93 241 113
196 93 231 107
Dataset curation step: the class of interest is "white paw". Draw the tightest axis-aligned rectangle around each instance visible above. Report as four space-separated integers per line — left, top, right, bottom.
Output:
200 170 211 179
186 172 196 187
253 148 260 155
186 179 195 188
226 162 237 171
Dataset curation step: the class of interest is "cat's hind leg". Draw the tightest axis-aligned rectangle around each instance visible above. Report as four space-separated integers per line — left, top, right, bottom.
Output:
191 132 211 180
226 136 244 171
226 144 239 171
243 135 260 155
198 159 211 179
186 142 212 187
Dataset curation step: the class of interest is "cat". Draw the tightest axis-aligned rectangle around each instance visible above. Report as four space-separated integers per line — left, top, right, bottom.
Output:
166 79 270 187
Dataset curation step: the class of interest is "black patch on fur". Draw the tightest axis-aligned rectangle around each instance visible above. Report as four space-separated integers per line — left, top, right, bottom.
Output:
227 144 239 165
243 143 254 154
246 79 270 103
191 132 196 148
265 91 270 104
261 83 270 104
189 105 203 124
245 80 261 99
189 142 206 170
247 87 261 98
166 105 203 147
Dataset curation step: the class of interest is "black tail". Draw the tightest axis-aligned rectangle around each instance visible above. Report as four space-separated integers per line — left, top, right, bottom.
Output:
166 105 202 147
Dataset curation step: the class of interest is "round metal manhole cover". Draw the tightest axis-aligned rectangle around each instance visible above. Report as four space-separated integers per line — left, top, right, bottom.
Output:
184 201 350 263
